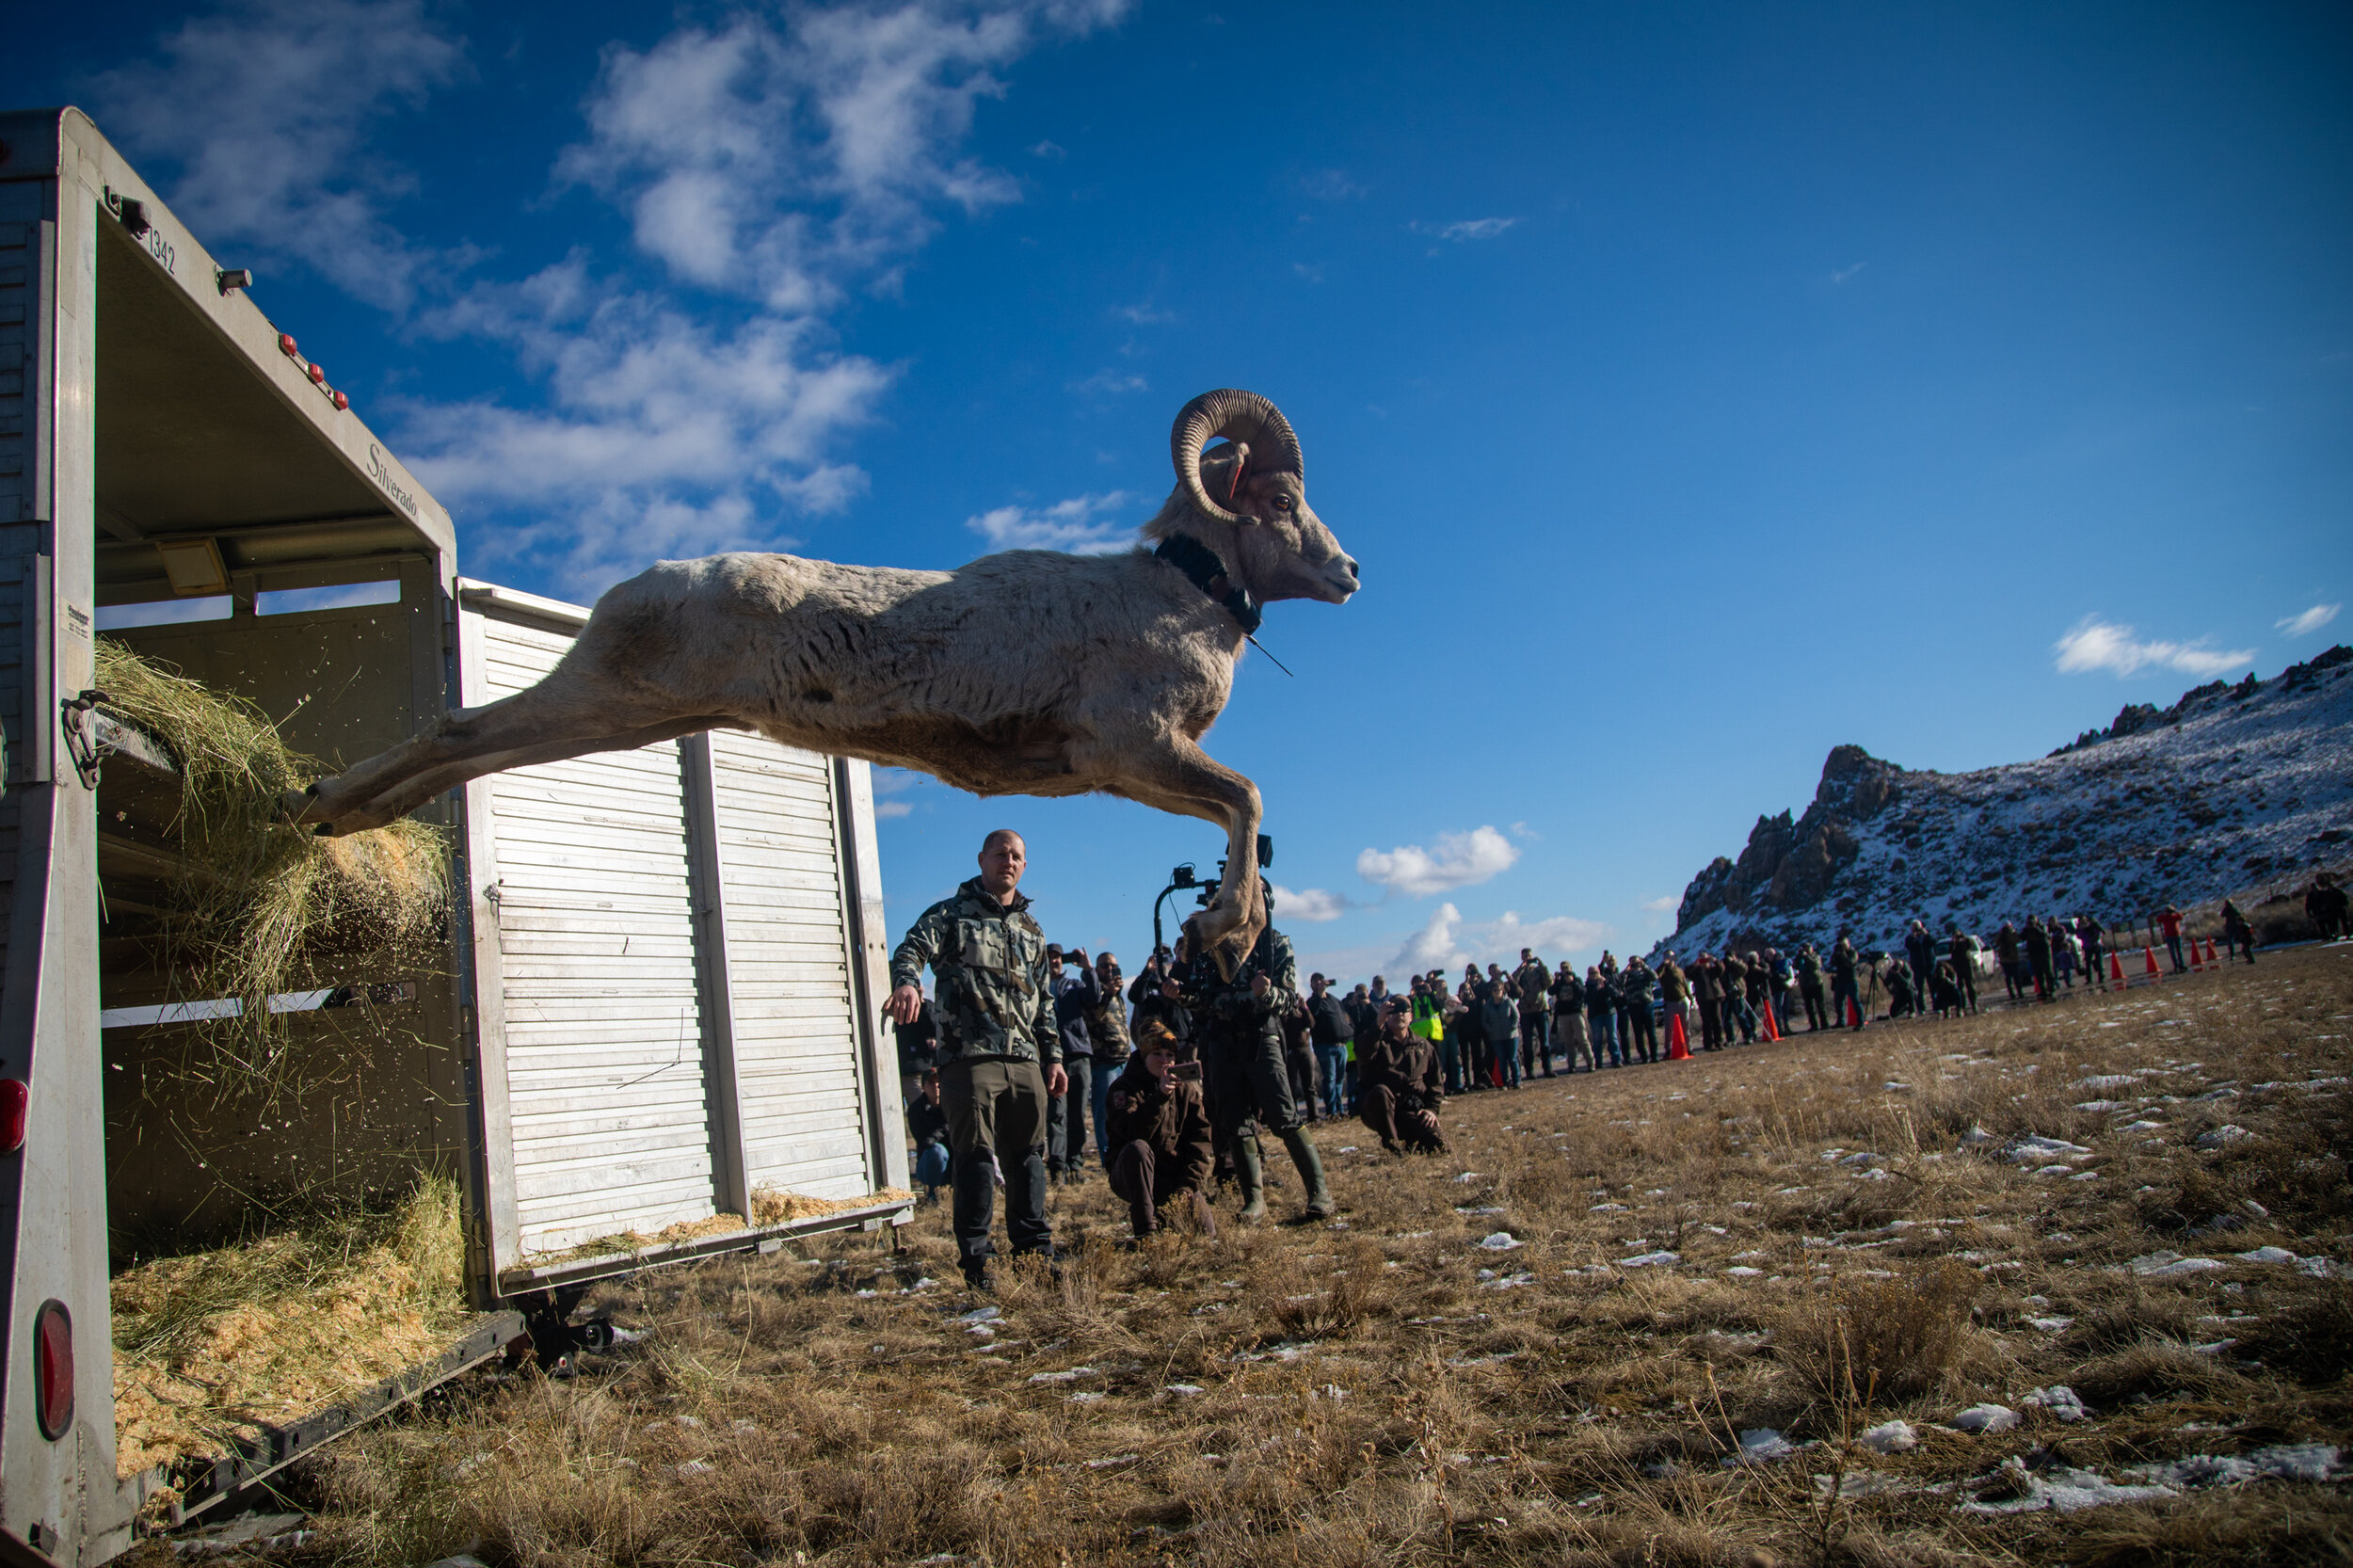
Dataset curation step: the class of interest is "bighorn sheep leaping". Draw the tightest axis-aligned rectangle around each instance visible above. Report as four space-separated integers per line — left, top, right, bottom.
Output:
289 389 1356 969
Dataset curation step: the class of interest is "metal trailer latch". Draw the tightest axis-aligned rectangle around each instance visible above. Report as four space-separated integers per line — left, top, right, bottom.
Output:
58 689 109 790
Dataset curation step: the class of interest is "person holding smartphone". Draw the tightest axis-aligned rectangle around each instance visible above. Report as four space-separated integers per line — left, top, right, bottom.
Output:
1103 1021 1216 1240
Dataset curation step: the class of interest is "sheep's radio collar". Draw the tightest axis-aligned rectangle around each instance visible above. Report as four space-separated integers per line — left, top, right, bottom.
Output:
1155 534 1263 635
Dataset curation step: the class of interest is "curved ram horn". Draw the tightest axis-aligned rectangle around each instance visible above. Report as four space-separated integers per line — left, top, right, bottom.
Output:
1172 390 1303 525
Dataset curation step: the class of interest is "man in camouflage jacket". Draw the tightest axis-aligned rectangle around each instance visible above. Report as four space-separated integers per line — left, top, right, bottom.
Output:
889 829 1064 1288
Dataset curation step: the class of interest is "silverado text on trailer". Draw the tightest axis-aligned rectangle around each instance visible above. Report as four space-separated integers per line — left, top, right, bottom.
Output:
0 108 910 1565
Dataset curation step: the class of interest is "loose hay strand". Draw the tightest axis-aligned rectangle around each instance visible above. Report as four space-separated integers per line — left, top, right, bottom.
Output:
93 639 450 1100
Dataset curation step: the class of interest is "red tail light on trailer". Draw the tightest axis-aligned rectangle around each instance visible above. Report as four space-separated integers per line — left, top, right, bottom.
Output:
33 1301 72 1440
0 1079 24 1152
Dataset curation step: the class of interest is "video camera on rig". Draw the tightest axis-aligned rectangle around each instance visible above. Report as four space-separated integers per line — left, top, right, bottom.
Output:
1150 834 1273 958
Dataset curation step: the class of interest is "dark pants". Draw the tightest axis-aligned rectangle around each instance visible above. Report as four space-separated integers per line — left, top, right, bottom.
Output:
1206 1030 1305 1138
1832 974 1863 1028
1285 1046 1317 1119
1909 956 1933 1007
1438 1034 1461 1094
1730 994 1758 1043
1359 1086 1443 1151
941 1057 1052 1266
1590 1008 1619 1065
1092 1056 1122 1160
1109 1140 1214 1238
1626 1006 1657 1063
2227 927 2256 963
2084 943 2105 988
1801 984 1829 1031
1955 964 1978 1012
1047 1054 1094 1171
1520 1013 1549 1076
2165 934 2187 973
914 1143 951 1194
2030 953 2055 1000
1698 998 1723 1050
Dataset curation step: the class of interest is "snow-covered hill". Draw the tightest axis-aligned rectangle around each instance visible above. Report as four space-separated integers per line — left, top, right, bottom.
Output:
1658 646 2353 956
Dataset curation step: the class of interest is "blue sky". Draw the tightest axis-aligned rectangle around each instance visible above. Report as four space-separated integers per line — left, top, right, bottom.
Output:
19 0 2352 984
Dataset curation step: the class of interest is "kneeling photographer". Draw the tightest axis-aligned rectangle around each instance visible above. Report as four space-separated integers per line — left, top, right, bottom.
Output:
1103 1021 1216 1240
1358 995 1448 1154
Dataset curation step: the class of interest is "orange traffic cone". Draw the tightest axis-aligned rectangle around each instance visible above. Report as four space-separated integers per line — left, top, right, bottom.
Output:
1759 1000 1781 1042
2144 946 2162 983
2187 936 2203 971
2205 936 2220 966
2110 952 2127 987
1666 1012 1690 1060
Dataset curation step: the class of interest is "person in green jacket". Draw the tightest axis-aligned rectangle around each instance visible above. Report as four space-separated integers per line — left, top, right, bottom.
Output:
889 829 1064 1290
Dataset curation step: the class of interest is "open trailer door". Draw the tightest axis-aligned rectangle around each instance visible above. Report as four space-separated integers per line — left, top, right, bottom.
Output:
454 581 908 1297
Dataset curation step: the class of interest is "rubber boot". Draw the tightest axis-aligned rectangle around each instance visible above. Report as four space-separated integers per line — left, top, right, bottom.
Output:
1281 1125 1333 1221
1234 1132 1267 1223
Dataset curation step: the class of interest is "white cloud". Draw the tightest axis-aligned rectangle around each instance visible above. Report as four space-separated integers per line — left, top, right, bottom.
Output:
2053 616 2257 680
1416 216 1518 242
1641 894 1677 913
1068 369 1147 396
1388 903 1466 975
1300 168 1365 200
89 0 471 312
1377 903 1597 976
1467 911 1608 955
966 491 1136 554
872 799 914 819
1271 885 1350 922
2278 603 2341 638
104 0 1130 598
1832 261 1867 284
1356 825 1519 897
400 298 887 585
553 1 1128 310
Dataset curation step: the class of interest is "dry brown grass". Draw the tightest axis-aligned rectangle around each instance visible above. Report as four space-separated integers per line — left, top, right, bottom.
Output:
177 944 2353 1567
1776 1263 1979 1413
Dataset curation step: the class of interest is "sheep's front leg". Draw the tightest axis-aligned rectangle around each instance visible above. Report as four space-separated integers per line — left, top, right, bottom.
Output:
1102 737 1265 979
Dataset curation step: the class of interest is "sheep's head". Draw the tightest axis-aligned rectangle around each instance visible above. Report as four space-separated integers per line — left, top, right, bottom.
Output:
1156 390 1358 606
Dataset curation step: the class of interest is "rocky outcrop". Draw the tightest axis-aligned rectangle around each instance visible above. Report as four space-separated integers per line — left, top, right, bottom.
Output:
1657 648 2353 957
1674 744 1900 930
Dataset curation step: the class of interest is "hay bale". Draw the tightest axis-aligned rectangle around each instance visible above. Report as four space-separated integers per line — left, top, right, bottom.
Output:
110 1176 471 1484
93 640 449 1091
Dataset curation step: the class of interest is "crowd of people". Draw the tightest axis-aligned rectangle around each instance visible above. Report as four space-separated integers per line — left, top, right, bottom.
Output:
891 830 2349 1288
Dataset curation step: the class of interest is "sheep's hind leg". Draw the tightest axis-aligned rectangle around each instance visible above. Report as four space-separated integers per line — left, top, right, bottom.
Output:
316 713 736 834
288 681 706 836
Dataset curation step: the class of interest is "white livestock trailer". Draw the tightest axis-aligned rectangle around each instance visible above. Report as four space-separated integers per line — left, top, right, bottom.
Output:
0 108 909 1564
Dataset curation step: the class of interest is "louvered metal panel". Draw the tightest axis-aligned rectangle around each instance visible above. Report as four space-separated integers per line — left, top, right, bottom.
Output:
707 728 873 1201
465 611 720 1253
456 581 905 1282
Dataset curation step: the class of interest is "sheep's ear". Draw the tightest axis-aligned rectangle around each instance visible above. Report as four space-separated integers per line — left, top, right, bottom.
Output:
1197 440 1253 515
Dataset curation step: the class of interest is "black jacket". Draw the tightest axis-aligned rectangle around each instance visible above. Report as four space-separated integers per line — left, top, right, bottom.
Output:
1307 992 1354 1047
1053 964 1100 1059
